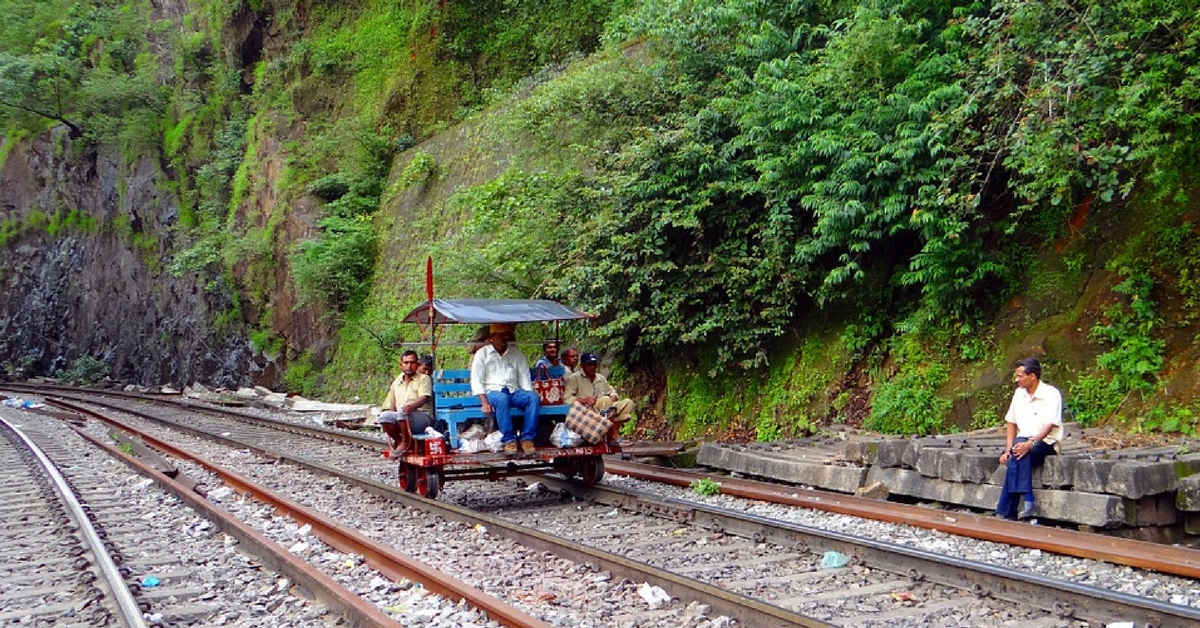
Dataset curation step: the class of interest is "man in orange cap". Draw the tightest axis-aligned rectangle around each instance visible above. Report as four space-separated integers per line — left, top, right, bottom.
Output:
469 323 540 455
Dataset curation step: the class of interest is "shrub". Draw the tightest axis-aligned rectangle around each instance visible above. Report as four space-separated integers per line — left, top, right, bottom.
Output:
291 216 379 312
689 478 721 496
307 173 353 201
55 355 109 385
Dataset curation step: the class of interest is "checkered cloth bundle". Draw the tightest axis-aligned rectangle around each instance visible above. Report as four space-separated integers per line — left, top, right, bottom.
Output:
565 401 612 444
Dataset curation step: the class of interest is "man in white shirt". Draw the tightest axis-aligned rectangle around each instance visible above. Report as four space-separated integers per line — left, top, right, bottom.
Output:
996 357 1064 520
470 323 540 455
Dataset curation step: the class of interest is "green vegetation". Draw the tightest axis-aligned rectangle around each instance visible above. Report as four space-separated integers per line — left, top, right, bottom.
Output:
0 0 166 149
282 350 319 396
1070 266 1164 425
689 477 721 497
4 0 1200 441
55 355 109 385
865 327 956 436
396 151 437 191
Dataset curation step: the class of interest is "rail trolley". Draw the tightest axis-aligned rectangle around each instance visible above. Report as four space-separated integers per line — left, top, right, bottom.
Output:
388 298 620 498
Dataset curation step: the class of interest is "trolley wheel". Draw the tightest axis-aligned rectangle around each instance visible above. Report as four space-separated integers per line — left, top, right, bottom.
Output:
398 462 417 493
580 456 605 486
416 466 443 498
551 457 579 480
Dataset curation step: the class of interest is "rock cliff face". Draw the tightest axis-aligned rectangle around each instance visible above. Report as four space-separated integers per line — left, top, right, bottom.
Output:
0 129 255 387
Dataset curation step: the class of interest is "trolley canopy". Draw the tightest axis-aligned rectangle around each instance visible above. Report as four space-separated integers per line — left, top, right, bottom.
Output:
400 299 594 326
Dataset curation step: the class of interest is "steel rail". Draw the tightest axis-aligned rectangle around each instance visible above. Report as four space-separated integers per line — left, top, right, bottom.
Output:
48 396 834 628
67 426 405 628
3 383 383 444
541 476 1200 628
50 401 554 628
606 460 1200 580
0 417 149 628
23 386 1200 577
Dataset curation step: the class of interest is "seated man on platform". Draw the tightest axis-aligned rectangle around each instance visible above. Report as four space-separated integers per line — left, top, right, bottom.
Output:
534 340 563 369
379 350 433 456
470 323 540 455
565 352 633 439
560 347 581 375
417 354 434 376
996 357 1064 520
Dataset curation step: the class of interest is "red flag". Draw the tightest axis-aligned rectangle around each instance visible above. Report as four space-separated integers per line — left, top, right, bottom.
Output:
425 256 434 303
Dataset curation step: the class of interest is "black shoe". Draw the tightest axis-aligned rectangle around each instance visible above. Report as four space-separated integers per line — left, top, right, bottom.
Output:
1018 502 1036 520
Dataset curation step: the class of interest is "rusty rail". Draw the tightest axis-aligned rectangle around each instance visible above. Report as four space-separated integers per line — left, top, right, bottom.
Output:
606 460 1200 579
42 394 835 628
57 401 554 628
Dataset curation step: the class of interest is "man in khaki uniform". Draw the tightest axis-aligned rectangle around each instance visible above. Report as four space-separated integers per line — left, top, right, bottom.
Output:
564 352 633 428
560 347 581 375
379 350 433 455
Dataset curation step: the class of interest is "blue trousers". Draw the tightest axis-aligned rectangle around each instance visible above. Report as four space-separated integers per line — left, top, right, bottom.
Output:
486 389 540 444
996 437 1056 518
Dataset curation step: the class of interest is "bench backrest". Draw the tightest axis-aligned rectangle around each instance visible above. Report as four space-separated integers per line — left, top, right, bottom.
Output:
432 366 567 410
431 367 569 448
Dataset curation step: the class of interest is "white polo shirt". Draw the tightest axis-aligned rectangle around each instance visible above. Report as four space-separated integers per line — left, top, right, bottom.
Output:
1005 381 1064 445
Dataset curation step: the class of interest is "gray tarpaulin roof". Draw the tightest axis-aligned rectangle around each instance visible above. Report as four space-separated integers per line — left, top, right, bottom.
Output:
399 299 595 325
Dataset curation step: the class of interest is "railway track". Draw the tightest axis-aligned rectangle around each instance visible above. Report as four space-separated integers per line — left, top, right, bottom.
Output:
0 400 556 628
0 417 147 627
8 386 1198 627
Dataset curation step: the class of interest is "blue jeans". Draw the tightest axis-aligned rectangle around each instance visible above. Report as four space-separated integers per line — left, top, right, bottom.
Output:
487 389 540 444
996 437 1057 518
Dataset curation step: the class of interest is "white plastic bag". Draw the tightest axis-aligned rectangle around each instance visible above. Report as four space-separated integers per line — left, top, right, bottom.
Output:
459 423 486 442
484 430 504 453
458 438 485 454
551 422 584 448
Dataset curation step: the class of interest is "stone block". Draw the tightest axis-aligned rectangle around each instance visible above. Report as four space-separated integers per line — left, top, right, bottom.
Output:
1176 474 1200 511
1124 494 1178 527
916 446 946 478
988 464 1006 486
843 439 907 467
1186 513 1200 536
940 451 998 484
841 441 867 464
289 398 370 413
1098 455 1200 499
1041 454 1081 488
1073 459 1118 493
866 467 999 511
1033 490 1126 528
696 443 867 493
1106 461 1180 499
866 467 1125 527
873 439 908 467
902 438 951 469
1173 452 1200 480
855 481 890 500
261 392 288 408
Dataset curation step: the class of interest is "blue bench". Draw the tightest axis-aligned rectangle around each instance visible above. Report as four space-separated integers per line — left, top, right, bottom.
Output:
432 367 570 449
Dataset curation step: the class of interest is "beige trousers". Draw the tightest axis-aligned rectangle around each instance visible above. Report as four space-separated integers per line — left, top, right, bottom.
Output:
594 396 633 423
